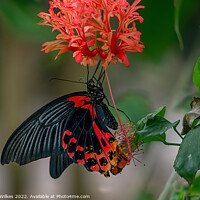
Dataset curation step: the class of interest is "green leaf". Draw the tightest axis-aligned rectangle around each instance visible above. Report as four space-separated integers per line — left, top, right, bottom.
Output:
174 125 200 184
193 57 200 92
192 118 200 128
191 175 200 193
141 133 166 144
136 106 166 131
137 116 179 138
135 107 180 145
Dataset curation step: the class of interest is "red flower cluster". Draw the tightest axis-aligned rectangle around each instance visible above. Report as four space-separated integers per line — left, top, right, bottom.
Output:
38 0 144 68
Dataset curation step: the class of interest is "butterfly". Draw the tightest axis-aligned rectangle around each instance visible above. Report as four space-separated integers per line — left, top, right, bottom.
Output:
1 66 128 178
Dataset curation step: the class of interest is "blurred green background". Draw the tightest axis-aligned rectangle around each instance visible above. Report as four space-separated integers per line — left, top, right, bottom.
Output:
0 0 200 199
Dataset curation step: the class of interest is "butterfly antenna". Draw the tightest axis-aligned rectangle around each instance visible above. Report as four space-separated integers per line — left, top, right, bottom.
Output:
49 78 86 84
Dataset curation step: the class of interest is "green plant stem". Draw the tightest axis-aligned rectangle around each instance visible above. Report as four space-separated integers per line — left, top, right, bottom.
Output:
174 127 184 140
162 141 181 146
158 170 179 200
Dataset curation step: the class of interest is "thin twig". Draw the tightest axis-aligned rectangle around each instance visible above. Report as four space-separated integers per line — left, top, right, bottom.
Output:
162 141 181 146
173 127 184 140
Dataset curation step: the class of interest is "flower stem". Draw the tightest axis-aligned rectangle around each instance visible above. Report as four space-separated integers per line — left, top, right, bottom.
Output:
173 127 184 140
162 141 181 146
105 68 132 162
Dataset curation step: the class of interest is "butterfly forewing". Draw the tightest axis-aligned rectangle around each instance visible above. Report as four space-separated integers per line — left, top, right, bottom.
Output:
1 92 86 165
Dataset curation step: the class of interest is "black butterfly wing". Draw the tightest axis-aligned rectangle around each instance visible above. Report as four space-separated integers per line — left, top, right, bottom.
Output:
50 96 118 177
1 91 87 166
95 103 118 130
50 153 73 179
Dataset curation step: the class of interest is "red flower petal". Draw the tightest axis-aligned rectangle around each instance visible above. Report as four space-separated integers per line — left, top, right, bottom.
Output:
75 52 83 63
116 51 130 67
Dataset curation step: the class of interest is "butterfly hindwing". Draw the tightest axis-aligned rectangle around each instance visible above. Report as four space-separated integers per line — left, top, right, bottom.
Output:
110 146 128 175
50 153 73 179
60 96 118 175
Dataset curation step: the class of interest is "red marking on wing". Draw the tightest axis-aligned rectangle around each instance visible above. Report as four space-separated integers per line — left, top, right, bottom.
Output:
85 153 94 160
67 96 91 107
91 121 118 174
85 153 100 171
77 159 85 164
68 152 74 157
91 164 100 171
76 146 84 151
67 96 96 117
69 137 77 144
62 141 67 149
62 130 72 149
67 137 77 157
92 121 117 166
96 153 111 171
103 132 113 140
65 130 72 136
